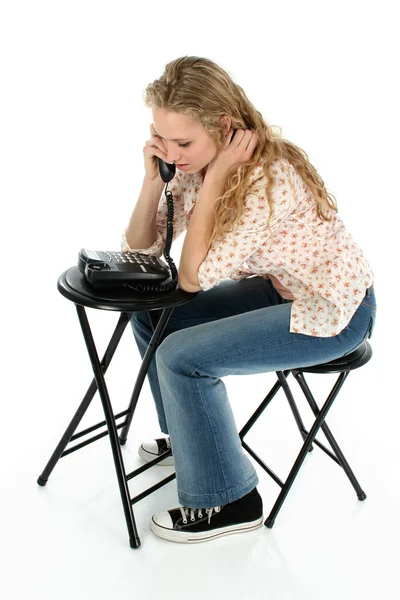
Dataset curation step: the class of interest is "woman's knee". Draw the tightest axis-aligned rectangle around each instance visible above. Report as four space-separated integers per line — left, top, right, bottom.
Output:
156 330 192 373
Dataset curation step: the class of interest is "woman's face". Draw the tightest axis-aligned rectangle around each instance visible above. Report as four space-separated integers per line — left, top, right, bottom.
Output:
151 107 228 175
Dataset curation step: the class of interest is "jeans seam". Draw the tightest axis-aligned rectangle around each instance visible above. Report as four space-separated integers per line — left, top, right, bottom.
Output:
187 335 323 373
192 375 229 492
360 301 376 310
164 354 256 501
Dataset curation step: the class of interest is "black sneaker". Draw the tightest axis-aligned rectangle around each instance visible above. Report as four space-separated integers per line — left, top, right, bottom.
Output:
138 436 174 466
150 487 263 543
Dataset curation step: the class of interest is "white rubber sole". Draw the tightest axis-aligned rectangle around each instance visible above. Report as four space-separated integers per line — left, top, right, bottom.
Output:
138 444 174 466
149 516 264 543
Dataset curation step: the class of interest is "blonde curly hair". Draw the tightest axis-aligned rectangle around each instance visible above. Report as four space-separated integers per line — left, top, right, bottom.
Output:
144 56 337 251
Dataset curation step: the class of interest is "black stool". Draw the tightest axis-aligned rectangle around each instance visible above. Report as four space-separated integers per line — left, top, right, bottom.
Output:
37 266 197 548
239 340 372 528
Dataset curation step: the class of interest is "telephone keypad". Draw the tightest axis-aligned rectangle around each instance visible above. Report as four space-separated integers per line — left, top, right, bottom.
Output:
99 251 162 273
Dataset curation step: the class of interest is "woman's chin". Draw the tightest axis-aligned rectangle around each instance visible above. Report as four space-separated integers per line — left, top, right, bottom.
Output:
182 164 208 179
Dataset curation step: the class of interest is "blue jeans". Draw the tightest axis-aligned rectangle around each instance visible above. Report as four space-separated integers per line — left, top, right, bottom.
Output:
131 277 376 508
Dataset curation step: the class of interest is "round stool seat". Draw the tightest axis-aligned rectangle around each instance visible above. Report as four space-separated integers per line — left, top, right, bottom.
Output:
57 266 198 311
296 340 372 374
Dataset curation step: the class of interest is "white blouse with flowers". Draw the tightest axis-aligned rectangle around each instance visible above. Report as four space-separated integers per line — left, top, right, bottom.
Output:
121 157 373 337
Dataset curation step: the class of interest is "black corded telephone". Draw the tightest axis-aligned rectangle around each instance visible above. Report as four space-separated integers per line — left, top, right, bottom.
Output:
78 159 178 292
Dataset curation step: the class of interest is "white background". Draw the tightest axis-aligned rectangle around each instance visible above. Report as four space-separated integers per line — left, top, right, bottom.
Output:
1 1 399 599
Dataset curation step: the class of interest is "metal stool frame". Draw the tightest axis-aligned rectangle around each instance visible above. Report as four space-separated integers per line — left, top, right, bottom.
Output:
37 267 197 548
239 341 372 528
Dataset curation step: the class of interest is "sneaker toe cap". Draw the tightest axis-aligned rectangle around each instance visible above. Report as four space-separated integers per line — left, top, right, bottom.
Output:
152 511 174 530
141 441 159 454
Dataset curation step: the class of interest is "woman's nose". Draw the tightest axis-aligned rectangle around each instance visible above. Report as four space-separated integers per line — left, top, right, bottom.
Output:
166 146 182 164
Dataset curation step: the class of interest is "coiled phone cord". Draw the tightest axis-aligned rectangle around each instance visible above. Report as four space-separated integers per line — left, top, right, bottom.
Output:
125 182 178 293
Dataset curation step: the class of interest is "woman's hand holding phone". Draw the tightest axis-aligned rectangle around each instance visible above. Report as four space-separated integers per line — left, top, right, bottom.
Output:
143 124 169 181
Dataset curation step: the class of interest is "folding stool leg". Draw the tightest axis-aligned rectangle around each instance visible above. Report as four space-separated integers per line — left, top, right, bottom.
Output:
276 372 313 451
239 376 288 486
73 304 142 548
37 310 132 486
240 377 284 439
264 371 350 528
293 371 367 500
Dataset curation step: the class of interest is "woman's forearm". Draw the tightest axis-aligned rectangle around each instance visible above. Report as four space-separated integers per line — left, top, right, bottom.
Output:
125 176 165 249
178 173 227 291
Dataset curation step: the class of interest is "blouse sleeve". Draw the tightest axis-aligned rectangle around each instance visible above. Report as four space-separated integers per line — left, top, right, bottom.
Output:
121 172 188 257
198 159 298 291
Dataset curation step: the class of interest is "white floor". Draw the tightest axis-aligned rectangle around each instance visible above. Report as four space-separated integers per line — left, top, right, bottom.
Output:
2 307 398 600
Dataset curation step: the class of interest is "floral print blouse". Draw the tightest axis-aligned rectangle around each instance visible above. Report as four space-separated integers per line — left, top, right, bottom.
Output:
121 157 373 337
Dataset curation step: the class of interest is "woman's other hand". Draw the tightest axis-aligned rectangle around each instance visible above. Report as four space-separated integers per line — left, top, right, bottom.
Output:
205 128 259 181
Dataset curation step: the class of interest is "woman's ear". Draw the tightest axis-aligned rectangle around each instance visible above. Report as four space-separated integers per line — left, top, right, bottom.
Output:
220 115 232 135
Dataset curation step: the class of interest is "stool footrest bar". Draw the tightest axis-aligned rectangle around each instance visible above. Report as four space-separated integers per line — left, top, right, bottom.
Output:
126 451 173 480
131 473 177 505
61 422 126 457
241 441 284 488
303 430 341 465
70 409 130 441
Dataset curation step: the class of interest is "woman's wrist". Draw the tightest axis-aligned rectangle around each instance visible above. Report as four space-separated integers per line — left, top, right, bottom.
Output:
203 168 228 188
143 174 165 189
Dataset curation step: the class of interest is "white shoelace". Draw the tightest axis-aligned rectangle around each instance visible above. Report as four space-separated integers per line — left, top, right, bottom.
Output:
179 506 222 525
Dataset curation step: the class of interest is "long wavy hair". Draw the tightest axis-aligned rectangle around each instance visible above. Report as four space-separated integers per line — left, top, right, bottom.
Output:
144 56 337 251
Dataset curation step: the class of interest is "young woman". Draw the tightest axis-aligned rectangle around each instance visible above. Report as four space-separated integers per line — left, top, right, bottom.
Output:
122 56 376 544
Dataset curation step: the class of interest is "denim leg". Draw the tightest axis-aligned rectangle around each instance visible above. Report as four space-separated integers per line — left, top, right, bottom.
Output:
130 311 170 432
130 277 288 433
155 292 376 508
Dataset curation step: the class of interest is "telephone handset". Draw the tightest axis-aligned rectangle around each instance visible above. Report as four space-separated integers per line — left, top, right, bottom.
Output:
78 159 179 292
157 158 176 182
